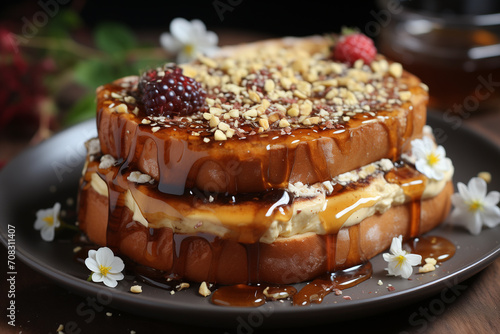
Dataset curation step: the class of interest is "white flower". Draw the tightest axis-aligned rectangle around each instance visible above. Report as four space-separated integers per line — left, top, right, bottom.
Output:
411 136 451 180
85 247 125 288
383 235 422 279
34 202 61 242
449 177 500 235
160 18 218 63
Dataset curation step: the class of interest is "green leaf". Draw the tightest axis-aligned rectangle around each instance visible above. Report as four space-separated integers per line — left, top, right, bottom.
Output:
94 22 137 55
73 58 117 88
41 9 82 39
64 93 96 126
37 9 83 67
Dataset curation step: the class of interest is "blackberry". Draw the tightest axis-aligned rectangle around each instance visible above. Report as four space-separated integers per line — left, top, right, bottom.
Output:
139 65 206 117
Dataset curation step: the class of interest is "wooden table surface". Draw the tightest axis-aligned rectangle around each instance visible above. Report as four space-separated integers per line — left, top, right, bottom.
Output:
1 33 500 333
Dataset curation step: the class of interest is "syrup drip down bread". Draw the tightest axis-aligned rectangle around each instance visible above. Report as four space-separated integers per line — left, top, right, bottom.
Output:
77 35 454 286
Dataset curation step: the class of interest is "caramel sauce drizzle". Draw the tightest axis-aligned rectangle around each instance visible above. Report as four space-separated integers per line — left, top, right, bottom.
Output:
80 155 448 305
405 236 456 264
81 99 452 308
385 163 427 237
292 262 372 306
97 81 423 196
212 284 298 307
74 42 454 308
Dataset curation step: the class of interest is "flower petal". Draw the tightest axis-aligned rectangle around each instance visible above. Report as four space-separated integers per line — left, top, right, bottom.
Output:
480 205 500 228
102 275 118 288
33 218 46 230
160 32 182 53
87 249 97 261
484 191 500 207
96 247 114 267
201 31 218 47
109 257 125 273
108 272 124 282
456 182 473 203
467 212 483 235
405 253 422 266
430 168 444 181
386 261 398 276
382 253 395 262
422 135 434 148
389 235 403 255
399 263 413 279
189 19 208 38
415 159 430 176
85 257 100 273
414 137 432 156
40 225 55 241
177 50 196 64
52 202 61 217
468 177 487 199
35 208 51 220
200 44 219 57
169 17 195 44
451 192 468 211
91 272 104 283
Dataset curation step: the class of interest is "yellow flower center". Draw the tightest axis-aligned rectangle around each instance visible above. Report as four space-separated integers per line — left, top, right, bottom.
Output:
183 44 195 56
468 200 484 212
99 264 112 276
43 216 54 226
426 152 440 166
396 255 406 268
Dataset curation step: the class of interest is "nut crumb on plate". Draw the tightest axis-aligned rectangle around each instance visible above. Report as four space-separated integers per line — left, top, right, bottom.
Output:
198 281 211 297
477 171 492 183
130 285 143 294
419 263 436 273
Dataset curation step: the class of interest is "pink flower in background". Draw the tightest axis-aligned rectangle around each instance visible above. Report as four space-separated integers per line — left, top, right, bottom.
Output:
0 28 54 132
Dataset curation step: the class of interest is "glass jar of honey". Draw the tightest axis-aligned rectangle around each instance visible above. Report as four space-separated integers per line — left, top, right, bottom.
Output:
377 0 500 113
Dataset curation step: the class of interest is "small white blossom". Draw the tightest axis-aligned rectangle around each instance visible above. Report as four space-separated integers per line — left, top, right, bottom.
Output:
85 247 125 288
449 177 500 235
34 202 61 241
411 136 451 180
160 18 218 63
383 235 422 279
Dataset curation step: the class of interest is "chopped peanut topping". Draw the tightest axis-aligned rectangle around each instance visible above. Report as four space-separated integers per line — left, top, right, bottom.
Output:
214 129 227 141
126 36 417 141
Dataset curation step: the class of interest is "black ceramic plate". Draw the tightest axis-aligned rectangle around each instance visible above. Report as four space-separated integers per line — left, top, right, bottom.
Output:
1 111 499 328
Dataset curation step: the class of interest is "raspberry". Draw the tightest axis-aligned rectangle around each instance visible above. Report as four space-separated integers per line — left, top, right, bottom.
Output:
332 32 376 66
139 65 206 117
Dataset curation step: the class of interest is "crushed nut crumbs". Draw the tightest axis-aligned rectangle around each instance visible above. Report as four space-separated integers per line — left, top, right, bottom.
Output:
478 171 492 183
107 38 414 142
130 285 143 294
198 281 212 297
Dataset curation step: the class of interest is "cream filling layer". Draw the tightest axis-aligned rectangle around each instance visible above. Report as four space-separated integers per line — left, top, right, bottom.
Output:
88 158 454 244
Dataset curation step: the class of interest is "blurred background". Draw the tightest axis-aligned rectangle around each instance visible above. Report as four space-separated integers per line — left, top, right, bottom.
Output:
1 0 500 166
